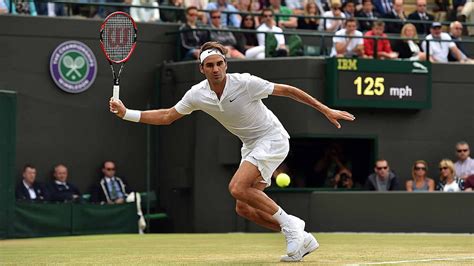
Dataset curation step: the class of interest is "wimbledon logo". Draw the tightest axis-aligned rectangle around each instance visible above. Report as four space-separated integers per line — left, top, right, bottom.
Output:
50 41 97 93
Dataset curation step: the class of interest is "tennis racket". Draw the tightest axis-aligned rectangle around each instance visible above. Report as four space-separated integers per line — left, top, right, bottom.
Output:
100 11 137 101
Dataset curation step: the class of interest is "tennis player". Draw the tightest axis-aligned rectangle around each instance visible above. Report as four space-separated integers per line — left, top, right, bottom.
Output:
110 41 355 262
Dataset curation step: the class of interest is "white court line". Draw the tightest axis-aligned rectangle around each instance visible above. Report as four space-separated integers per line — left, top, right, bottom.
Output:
348 256 474 265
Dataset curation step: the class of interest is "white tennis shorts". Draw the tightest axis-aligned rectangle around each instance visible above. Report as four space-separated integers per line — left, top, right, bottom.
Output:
241 134 290 187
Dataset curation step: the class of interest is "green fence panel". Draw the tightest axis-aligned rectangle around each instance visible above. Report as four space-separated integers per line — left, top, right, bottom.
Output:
71 203 137 235
0 91 16 239
13 202 72 238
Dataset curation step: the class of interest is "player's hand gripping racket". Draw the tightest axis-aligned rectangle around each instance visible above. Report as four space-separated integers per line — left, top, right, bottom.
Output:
100 11 137 104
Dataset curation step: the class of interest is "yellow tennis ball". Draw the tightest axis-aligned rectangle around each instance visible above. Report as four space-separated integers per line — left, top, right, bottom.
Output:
276 173 291 188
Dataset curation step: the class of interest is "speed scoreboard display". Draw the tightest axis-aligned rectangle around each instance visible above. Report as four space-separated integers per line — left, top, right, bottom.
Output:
325 58 431 109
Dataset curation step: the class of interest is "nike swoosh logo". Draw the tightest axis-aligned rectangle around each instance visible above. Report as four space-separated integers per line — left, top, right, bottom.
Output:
229 97 238 102
304 239 313 249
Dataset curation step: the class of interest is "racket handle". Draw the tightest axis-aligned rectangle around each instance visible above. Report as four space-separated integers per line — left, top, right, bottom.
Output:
112 85 120 100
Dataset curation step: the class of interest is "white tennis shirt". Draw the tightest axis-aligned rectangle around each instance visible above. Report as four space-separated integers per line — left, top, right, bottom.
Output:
174 73 290 145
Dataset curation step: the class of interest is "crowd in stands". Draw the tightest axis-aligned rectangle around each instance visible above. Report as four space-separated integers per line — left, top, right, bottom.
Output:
1 0 472 62
272 141 474 191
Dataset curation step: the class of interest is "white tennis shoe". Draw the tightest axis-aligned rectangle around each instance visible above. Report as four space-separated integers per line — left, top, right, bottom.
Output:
281 215 305 256
280 231 319 262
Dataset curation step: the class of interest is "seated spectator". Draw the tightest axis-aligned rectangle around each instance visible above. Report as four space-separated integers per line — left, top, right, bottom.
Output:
373 0 394 16
285 0 305 14
130 0 160 23
343 0 357 18
331 167 355 189
406 160 435 191
179 6 209 60
422 22 464 63
256 8 288 57
7 0 38 15
160 0 186 23
185 0 209 24
448 21 473 62
207 0 240 27
437 159 464 191
433 0 450 22
330 18 365 57
463 174 474 191
236 14 264 58
407 0 434 35
15 164 48 201
364 21 398 59
48 164 81 202
320 2 346 32
90 160 146 233
459 0 473 36
454 141 474 180
314 143 353 188
365 159 400 191
392 23 426 60
35 1 64 17
356 0 380 32
297 1 320 30
383 0 406 34
0 0 7 14
269 0 297 28
209 10 245 58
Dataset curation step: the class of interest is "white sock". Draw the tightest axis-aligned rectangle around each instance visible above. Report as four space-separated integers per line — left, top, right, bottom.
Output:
272 206 290 226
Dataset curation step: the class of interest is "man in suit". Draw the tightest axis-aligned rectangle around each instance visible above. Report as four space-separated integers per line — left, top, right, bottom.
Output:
48 164 81 202
407 0 435 35
356 0 381 32
15 164 48 201
383 0 407 33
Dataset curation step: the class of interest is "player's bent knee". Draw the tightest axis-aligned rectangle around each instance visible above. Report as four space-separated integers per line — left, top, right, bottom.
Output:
228 182 246 200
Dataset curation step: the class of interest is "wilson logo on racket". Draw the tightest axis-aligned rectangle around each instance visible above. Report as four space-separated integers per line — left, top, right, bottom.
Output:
100 11 138 101
49 40 97 94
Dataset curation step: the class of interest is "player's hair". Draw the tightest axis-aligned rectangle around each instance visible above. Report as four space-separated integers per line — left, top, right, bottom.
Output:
439 159 455 181
411 160 428 179
373 20 385 28
199 42 228 60
23 164 36 172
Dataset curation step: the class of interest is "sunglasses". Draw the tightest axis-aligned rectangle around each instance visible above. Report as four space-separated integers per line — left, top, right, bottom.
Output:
414 167 426 170
457 149 468 153
376 166 388 170
439 167 449 170
211 16 221 19
105 168 115 171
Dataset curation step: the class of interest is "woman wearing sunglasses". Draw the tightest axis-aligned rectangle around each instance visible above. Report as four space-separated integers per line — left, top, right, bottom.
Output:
406 160 434 192
437 159 464 192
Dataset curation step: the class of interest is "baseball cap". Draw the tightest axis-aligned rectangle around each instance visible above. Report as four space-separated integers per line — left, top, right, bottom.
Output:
431 22 442 28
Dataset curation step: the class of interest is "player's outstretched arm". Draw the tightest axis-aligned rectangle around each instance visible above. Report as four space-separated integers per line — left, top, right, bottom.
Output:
272 83 355 129
110 98 183 125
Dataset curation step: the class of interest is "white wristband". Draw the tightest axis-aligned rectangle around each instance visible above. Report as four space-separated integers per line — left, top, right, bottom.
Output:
123 109 141 122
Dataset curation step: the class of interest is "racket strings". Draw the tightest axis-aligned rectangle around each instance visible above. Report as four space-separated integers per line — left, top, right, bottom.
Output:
102 15 135 62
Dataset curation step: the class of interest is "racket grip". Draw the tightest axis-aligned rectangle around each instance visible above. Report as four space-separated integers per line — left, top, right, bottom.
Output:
112 85 120 100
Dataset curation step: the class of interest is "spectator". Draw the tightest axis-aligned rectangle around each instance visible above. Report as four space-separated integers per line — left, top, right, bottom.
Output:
434 0 450 22
331 168 354 189
90 160 146 233
364 20 398 59
237 14 265 58
448 21 473 62
297 1 320 30
209 10 245 58
463 174 474 191
383 0 406 34
256 8 288 57
179 6 209 60
207 0 240 27
330 18 365 57
48 164 81 203
160 0 185 23
7 0 38 16
454 141 474 179
343 0 357 18
35 1 64 17
313 143 353 188
185 0 208 24
365 159 400 191
422 22 464 63
373 0 393 16
269 0 297 28
392 23 426 60
437 159 464 191
0 0 7 14
407 0 434 35
130 0 160 23
459 0 473 36
406 160 435 191
320 2 346 32
356 0 380 32
15 164 48 201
